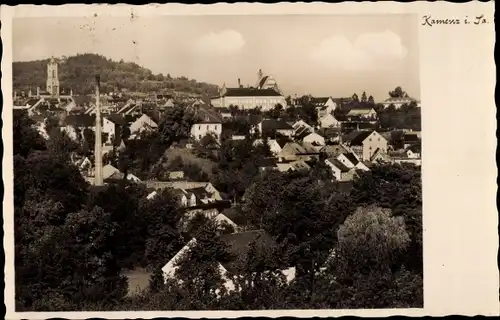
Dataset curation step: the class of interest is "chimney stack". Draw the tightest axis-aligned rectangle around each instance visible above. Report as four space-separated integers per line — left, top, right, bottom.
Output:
94 75 103 186
36 86 40 97
238 78 241 88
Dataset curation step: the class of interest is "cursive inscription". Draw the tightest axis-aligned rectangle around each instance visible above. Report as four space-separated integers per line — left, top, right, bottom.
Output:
422 14 489 27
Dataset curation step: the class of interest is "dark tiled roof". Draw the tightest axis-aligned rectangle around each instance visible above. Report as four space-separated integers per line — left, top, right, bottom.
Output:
106 113 127 125
219 230 276 272
344 152 359 165
223 87 282 97
262 119 293 131
407 144 421 153
184 187 211 202
310 97 329 105
321 144 348 157
257 76 269 89
349 131 374 146
64 114 95 127
257 157 278 168
192 104 222 123
248 114 264 126
404 133 420 143
328 158 351 173
222 206 250 226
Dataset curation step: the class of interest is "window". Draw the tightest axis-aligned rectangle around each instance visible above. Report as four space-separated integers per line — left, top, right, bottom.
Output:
198 125 201 130
198 135 202 139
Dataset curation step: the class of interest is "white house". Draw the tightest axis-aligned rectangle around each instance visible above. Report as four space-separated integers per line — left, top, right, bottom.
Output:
346 130 388 162
214 213 239 232
324 158 357 181
190 106 223 142
252 139 282 156
130 114 158 134
302 132 326 146
318 113 341 129
312 97 337 118
103 114 127 144
337 152 370 171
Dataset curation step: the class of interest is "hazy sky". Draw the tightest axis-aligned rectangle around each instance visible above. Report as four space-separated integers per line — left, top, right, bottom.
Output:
13 14 420 100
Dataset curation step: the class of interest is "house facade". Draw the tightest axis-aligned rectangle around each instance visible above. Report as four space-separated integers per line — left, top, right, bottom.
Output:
303 132 326 146
347 130 388 162
319 113 341 129
211 73 286 111
130 114 158 134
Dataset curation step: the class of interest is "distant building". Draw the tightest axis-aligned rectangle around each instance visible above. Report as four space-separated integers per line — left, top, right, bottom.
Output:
382 96 421 109
346 107 378 122
211 70 286 111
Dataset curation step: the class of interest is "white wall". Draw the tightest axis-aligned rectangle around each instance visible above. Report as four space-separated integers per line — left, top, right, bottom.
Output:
190 123 222 141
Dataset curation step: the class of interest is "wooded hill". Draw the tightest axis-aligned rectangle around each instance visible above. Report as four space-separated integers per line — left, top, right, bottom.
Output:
13 53 219 97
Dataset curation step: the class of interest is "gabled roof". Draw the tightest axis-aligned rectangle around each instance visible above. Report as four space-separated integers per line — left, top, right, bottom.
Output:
219 230 276 272
347 107 376 116
105 113 127 125
327 158 351 173
223 87 283 97
349 131 374 146
310 97 330 105
403 133 420 143
64 114 95 127
283 142 319 155
406 144 421 153
193 105 223 124
343 152 360 166
261 118 293 131
184 187 211 202
321 144 349 156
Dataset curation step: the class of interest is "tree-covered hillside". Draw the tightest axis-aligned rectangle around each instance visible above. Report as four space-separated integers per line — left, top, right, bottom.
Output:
13 53 219 97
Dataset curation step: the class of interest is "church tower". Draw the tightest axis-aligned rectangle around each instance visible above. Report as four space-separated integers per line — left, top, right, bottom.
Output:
257 69 263 83
46 57 60 97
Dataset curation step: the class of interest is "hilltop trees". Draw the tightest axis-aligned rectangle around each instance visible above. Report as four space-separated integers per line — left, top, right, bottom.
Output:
13 53 219 96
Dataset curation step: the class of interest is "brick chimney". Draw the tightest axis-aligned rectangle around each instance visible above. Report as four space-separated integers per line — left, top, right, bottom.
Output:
238 78 241 88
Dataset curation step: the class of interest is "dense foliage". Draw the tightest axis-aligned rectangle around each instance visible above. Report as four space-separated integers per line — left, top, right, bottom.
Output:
14 95 422 310
13 53 219 96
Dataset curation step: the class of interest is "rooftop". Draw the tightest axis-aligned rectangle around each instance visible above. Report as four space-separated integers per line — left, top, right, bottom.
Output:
222 87 283 98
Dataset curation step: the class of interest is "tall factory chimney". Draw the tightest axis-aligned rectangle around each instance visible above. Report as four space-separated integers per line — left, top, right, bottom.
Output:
94 75 103 186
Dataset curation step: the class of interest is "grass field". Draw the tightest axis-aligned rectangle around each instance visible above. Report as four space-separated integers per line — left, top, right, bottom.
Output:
164 147 217 178
123 267 152 297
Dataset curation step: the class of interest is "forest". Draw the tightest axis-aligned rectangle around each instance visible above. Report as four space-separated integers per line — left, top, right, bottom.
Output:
12 53 219 96
14 106 423 311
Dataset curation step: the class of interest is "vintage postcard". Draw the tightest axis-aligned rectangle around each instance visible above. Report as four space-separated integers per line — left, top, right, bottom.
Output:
1 2 497 319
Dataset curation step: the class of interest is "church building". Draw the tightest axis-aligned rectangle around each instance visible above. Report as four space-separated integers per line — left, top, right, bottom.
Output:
211 69 286 111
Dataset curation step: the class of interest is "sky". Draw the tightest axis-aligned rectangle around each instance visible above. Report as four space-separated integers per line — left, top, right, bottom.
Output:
13 14 420 101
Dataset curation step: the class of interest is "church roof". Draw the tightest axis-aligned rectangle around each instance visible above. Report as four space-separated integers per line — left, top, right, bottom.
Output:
222 87 282 97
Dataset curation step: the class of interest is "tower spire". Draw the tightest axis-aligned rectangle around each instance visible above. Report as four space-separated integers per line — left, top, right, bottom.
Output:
94 75 103 186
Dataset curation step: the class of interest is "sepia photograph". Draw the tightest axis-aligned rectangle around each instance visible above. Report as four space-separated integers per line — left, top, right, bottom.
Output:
9 11 426 312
